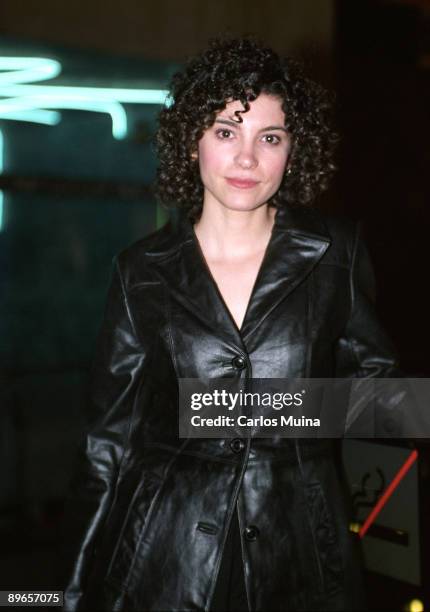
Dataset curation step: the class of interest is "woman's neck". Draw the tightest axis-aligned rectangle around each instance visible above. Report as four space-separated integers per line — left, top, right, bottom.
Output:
193 202 277 262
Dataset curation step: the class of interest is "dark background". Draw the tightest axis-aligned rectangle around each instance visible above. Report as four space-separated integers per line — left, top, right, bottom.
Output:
0 0 429 609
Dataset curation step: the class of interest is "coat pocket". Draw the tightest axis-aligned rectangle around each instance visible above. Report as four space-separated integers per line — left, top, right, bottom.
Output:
304 483 343 597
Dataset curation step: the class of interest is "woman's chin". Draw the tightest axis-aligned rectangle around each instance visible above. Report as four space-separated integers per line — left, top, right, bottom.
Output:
210 197 271 214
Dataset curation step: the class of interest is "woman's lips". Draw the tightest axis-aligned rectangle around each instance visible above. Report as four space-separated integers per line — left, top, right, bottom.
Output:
226 177 260 189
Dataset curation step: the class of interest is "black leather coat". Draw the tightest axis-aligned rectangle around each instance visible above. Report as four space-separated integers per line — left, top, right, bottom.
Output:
62 205 399 611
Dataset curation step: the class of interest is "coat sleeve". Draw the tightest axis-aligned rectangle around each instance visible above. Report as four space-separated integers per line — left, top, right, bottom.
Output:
333 223 409 437
62 256 146 611
334 222 401 378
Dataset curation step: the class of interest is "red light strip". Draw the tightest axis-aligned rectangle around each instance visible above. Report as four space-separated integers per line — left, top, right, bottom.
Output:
359 449 418 539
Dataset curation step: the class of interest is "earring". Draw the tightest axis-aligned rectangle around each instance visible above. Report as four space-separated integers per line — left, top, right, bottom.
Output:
286 167 292 175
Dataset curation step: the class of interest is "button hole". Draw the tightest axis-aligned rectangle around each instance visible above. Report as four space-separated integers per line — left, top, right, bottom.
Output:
196 522 219 535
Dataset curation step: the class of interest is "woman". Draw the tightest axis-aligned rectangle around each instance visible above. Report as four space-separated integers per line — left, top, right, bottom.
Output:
62 38 399 611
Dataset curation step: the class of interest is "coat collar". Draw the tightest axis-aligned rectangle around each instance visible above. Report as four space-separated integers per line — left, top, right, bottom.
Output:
145 205 331 347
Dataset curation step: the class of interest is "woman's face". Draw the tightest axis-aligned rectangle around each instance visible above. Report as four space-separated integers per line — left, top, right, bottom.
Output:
196 93 291 214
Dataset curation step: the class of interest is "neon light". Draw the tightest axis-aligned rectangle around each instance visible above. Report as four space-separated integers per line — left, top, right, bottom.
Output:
0 56 169 138
0 109 61 125
0 84 169 104
0 96 127 139
359 449 418 539
0 57 61 84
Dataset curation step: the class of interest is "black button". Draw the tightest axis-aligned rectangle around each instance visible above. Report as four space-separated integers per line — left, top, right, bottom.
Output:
232 355 246 370
230 438 245 453
244 525 259 541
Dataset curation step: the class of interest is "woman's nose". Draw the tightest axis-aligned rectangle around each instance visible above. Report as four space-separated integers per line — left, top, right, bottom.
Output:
234 144 258 169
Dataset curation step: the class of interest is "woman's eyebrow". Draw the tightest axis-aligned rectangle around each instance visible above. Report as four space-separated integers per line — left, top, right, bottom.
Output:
214 118 288 132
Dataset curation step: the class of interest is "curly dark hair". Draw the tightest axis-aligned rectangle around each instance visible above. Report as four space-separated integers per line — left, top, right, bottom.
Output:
155 36 337 221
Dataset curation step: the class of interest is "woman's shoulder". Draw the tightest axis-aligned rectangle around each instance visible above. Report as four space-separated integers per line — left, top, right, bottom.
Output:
280 204 360 263
113 216 186 288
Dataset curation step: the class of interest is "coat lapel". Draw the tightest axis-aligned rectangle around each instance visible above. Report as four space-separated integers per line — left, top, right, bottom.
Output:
240 206 331 342
146 212 246 349
146 206 331 348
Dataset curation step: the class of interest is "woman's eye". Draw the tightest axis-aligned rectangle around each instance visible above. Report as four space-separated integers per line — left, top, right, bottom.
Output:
262 134 281 145
215 128 234 139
